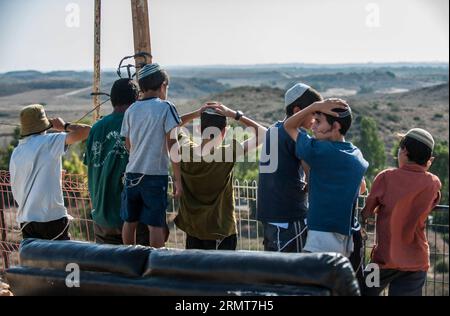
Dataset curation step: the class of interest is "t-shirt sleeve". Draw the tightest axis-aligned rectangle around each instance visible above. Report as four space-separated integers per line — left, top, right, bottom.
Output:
120 110 130 138
365 171 386 213
295 129 315 165
48 133 67 158
164 102 182 134
83 133 91 165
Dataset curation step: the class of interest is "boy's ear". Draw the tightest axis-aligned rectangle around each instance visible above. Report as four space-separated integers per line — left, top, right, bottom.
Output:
332 121 342 133
426 157 435 171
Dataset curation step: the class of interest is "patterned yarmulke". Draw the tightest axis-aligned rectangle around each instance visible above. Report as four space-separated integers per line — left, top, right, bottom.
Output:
284 83 311 107
138 63 162 79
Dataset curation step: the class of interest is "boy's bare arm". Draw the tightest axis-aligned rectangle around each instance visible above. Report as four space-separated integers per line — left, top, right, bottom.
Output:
125 137 131 152
179 103 221 126
210 103 267 154
167 133 183 198
49 118 91 145
361 197 378 222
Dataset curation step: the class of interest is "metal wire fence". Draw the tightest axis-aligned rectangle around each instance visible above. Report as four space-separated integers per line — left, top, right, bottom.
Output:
0 170 448 295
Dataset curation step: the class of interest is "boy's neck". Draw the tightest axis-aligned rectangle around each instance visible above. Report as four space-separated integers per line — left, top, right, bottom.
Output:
141 90 161 99
113 105 129 113
320 134 346 142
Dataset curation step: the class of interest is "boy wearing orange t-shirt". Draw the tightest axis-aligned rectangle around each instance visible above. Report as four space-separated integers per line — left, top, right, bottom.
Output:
362 128 441 296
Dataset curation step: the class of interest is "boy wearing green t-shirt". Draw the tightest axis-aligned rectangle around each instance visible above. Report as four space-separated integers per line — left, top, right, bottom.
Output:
175 103 266 250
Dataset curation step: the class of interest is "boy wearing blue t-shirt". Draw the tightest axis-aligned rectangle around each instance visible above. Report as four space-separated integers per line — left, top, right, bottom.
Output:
284 99 368 257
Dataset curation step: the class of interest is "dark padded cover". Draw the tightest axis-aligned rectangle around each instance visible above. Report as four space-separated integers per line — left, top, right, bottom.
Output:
7 267 331 296
8 239 359 296
19 238 151 277
145 249 360 296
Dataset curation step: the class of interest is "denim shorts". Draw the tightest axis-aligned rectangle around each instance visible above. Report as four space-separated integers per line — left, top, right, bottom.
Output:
120 173 168 227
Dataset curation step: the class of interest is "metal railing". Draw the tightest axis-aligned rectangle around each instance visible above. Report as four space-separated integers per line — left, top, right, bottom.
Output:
0 170 448 295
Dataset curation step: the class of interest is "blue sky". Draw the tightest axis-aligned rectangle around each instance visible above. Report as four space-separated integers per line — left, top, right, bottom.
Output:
0 0 448 72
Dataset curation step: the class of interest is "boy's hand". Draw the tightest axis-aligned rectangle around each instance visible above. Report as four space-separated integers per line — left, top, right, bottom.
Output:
173 179 183 199
205 102 236 118
312 98 348 117
49 118 66 131
199 101 221 114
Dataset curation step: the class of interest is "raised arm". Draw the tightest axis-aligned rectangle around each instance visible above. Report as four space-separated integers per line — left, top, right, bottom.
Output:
49 118 91 145
179 103 221 126
284 99 348 141
211 103 267 154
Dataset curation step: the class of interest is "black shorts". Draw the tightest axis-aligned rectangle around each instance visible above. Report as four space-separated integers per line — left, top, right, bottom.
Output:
263 220 307 253
21 216 70 241
185 234 237 251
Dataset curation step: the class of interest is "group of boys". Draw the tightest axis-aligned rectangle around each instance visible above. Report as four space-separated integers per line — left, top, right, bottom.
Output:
9 63 441 296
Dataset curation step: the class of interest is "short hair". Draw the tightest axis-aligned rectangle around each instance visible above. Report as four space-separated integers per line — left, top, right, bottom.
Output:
286 87 323 117
320 108 353 136
110 79 139 107
138 69 169 92
201 111 227 137
400 136 432 166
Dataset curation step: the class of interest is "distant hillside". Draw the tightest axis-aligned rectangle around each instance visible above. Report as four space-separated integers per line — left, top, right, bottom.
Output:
178 83 449 163
347 82 449 147
0 70 227 100
177 86 284 125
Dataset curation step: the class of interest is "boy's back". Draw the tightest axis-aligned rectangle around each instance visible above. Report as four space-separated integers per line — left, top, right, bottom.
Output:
175 137 242 241
297 130 368 236
121 97 180 176
366 166 441 271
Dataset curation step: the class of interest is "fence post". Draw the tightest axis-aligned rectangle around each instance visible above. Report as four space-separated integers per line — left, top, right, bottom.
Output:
0 174 10 269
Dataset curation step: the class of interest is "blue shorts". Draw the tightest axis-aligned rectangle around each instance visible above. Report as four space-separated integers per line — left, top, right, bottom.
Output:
120 173 168 227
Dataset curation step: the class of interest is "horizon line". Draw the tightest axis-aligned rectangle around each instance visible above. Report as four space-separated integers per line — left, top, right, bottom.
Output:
1 61 449 74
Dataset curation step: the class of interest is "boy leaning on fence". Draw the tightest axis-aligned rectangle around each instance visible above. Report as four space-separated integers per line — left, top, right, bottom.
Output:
120 63 181 248
362 128 441 296
284 98 368 257
10 104 91 240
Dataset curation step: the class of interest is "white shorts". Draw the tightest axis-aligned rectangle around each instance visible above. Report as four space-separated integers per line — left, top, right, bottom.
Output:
303 230 354 257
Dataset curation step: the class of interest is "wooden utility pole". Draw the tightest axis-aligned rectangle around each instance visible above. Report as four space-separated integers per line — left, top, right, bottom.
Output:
93 0 101 121
131 0 152 78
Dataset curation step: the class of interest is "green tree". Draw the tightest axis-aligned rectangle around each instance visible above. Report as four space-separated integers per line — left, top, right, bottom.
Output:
0 127 20 170
355 116 386 183
429 141 449 205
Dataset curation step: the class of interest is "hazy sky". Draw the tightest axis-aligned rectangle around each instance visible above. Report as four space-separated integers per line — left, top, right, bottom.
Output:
0 0 448 72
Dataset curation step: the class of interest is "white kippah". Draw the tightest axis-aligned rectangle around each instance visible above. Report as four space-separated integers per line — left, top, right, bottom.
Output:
138 63 162 79
284 83 311 107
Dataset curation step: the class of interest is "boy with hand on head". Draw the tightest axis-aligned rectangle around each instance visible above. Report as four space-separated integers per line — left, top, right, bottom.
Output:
362 128 441 296
257 83 322 253
284 98 368 257
10 104 91 240
175 102 267 250
120 63 181 247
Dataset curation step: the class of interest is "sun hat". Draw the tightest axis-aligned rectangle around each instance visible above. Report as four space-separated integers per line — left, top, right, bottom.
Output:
19 104 52 137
